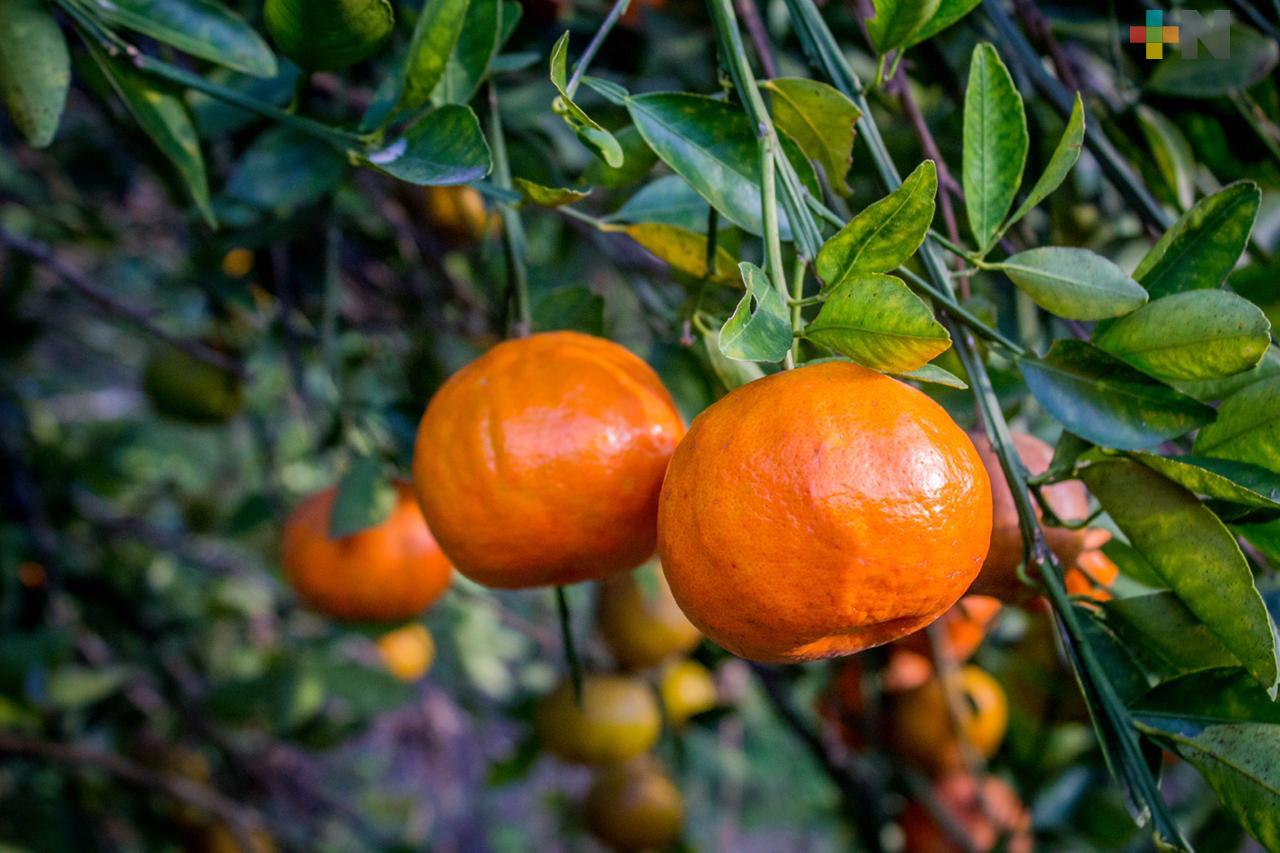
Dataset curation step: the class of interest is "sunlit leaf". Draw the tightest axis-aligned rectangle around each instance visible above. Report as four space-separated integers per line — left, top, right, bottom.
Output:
805 272 951 373
624 222 737 284
513 178 589 207
962 43 1027 249
996 247 1147 320
363 104 492 185
763 77 859 195
1136 105 1195 211
1007 93 1084 228
1193 375 1280 472
719 262 791 363
1133 182 1260 299
96 0 277 78
866 0 940 54
815 160 935 285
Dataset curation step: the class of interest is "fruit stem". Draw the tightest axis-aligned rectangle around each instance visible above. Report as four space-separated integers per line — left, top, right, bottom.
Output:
565 0 633 99
555 586 585 706
486 84 533 337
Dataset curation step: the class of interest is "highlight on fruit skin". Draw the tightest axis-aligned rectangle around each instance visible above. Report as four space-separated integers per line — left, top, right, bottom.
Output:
413 331 686 589
658 361 993 662
967 431 1110 601
422 185 499 246
281 482 452 623
377 623 435 682
584 756 684 852
658 659 717 728
888 665 1009 777
534 675 661 766
597 566 701 670
900 772 1033 853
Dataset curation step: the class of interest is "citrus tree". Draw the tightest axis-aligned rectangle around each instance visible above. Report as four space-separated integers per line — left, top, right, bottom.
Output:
2 0 1280 849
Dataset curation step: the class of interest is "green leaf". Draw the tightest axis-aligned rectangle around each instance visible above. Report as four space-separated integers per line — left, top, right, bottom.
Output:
363 104 492 185
436 0 500 105
866 0 941 54
1174 347 1280 403
627 92 819 239
330 456 397 538
1193 375 1280 472
623 222 737 284
1007 93 1084 228
87 46 214 226
762 77 860 195
905 0 981 46
719 262 792 363
399 0 471 111
1136 105 1195 212
1094 291 1271 383
549 32 623 168
1134 720 1280 850
1148 23 1279 98
532 286 604 335
222 127 348 217
582 126 658 189
1129 453 1280 512
1018 340 1214 450
45 666 130 710
513 178 589 207
805 273 951 373
1082 458 1280 695
263 0 394 72
995 247 1147 321
0 0 69 147
1133 182 1261 299
1105 592 1238 679
896 362 967 389
700 326 765 391
96 0 276 78
815 160 935 285
1134 668 1280 726
962 43 1027 250
607 175 708 230
1102 539 1165 589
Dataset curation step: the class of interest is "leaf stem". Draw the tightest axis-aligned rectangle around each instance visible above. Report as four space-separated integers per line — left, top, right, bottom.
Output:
486 84 533 337
896 267 1025 356
566 0 633 98
789 257 807 365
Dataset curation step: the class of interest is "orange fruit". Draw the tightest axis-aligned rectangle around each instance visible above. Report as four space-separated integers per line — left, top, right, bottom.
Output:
413 332 685 588
901 773 1033 853
584 757 684 851
597 567 701 669
377 623 435 681
968 432 1108 600
1065 549 1118 600
281 482 452 622
896 595 1003 664
658 659 717 727
534 675 662 765
658 362 992 662
888 665 1008 776
422 185 497 245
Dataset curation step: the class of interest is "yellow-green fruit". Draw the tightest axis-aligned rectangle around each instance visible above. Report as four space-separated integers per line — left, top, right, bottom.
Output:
659 660 717 728
597 569 701 670
143 347 242 424
422 185 496 246
377 623 435 682
584 757 684 852
534 675 661 765
263 0 394 72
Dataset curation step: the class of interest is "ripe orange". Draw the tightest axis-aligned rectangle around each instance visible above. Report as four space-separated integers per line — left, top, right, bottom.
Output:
900 773 1033 853
584 757 684 851
968 432 1108 600
597 567 701 669
896 595 1003 663
413 332 685 588
377 623 435 681
534 675 661 765
422 185 496 246
281 482 452 622
658 362 992 662
658 659 717 727
1066 549 1119 600
888 665 1008 776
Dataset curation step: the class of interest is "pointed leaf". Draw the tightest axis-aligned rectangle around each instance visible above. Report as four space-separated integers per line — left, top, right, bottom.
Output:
719 262 791 363
896 363 967 389
1135 668 1280 726
624 222 737 284
627 92 819 239
1018 340 1214 450
1105 592 1238 679
549 32 623 167
607 175 708 230
1129 453 1280 511
763 77 859 195
96 0 277 78
1193 375 1280 472
436 0 500 104
363 104 491 185
962 43 1027 249
905 0 982 46
1174 348 1280 403
805 273 951 373
1133 182 1261 299
0 0 69 147
88 46 214 225
1082 458 1280 695
264 0 393 72
513 178 589 207
222 126 347 216
816 160 935 285
399 0 471 110
1007 93 1084 228
1095 290 1271 383
867 0 941 54
996 247 1147 320
1136 105 1195 212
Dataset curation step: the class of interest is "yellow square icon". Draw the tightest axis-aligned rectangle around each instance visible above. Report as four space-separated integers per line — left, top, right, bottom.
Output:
1146 42 1163 59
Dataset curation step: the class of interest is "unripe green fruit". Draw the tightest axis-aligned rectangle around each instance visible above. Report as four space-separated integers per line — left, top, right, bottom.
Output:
263 0 394 72
143 347 243 424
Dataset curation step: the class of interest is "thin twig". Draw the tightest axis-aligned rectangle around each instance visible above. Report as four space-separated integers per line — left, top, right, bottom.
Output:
566 0 633 97
1010 0 1080 91
0 228 247 378
735 0 779 78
